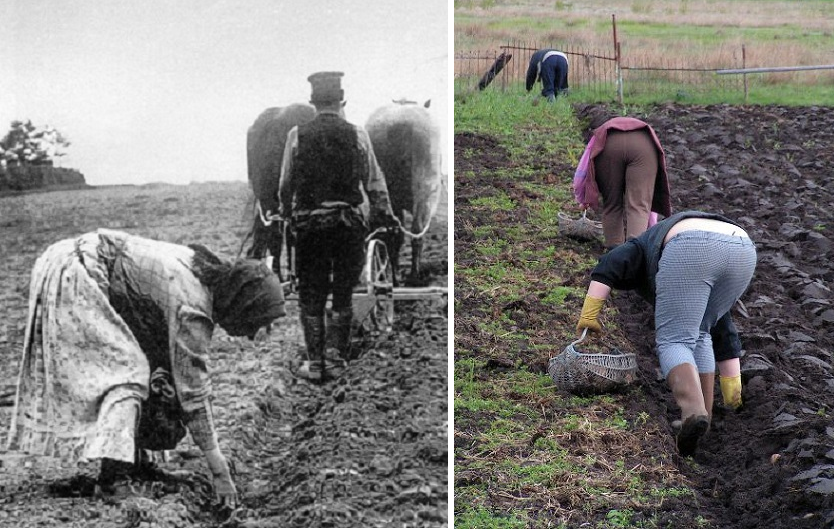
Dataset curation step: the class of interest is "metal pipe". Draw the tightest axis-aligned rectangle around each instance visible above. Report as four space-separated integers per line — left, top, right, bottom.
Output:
716 64 834 75
391 286 448 301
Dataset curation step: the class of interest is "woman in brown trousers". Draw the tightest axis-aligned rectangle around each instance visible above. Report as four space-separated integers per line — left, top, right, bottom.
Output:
574 107 672 248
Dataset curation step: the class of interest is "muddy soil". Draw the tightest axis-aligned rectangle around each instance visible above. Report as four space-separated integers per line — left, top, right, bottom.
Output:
0 181 449 527
455 104 834 528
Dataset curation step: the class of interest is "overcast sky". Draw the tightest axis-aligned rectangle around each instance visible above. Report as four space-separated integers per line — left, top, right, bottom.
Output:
0 0 449 186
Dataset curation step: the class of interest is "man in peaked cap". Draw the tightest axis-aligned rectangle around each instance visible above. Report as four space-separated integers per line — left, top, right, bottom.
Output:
308 71 345 103
278 71 399 383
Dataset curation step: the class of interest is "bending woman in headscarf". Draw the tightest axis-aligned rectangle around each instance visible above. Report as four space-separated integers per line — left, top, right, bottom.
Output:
573 105 672 249
5 229 286 508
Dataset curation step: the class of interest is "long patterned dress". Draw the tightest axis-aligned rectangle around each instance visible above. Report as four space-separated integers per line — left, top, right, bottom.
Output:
6 229 216 465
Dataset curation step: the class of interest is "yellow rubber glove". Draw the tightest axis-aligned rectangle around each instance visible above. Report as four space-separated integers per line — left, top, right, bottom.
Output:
719 374 743 409
576 295 605 334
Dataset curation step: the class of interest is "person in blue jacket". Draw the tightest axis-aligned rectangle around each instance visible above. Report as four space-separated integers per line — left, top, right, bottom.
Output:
525 49 569 102
575 211 756 457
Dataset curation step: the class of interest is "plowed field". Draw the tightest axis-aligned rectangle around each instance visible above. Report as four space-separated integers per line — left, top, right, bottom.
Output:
0 180 449 528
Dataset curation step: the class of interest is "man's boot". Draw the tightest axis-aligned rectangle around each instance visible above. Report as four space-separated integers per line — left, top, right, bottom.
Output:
298 314 325 382
324 309 351 379
667 363 710 457
327 309 354 360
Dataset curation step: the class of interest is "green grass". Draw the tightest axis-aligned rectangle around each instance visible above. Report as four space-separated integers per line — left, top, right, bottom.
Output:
476 312 528 341
741 83 834 107
460 76 834 110
527 200 562 232
455 506 529 529
454 349 697 525
474 237 508 257
519 182 573 201
455 84 578 138
541 285 578 305
617 77 834 106
469 192 516 211
457 260 527 288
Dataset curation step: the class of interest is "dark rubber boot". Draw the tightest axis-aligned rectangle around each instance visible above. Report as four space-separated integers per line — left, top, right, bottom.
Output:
298 315 325 382
327 309 354 360
676 414 710 457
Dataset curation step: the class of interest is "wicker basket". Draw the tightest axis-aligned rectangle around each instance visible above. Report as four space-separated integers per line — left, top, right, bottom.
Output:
558 210 603 242
548 330 638 394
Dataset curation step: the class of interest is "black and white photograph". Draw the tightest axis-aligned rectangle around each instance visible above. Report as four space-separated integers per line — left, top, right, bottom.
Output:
0 1 450 527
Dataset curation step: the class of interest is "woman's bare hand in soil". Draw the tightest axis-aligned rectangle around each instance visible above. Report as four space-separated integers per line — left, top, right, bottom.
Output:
213 473 237 508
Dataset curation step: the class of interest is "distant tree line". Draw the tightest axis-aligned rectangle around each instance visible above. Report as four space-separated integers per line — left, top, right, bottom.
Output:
0 121 85 192
0 120 70 170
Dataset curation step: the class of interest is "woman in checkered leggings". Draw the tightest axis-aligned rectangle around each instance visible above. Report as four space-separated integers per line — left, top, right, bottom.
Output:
575 211 757 457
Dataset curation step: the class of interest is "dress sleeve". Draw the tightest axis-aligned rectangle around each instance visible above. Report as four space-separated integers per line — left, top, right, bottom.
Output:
185 400 218 451
172 305 214 414
573 136 596 205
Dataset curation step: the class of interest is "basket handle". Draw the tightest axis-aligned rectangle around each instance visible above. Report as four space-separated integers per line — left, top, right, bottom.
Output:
550 328 589 360
571 327 589 347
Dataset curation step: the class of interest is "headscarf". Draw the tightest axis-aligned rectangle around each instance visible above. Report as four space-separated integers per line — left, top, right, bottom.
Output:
213 259 286 336
190 245 286 336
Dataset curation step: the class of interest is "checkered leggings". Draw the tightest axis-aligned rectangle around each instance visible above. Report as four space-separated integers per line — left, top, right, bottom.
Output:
655 230 757 377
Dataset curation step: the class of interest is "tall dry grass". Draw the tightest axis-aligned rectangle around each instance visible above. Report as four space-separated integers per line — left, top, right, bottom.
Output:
456 0 834 84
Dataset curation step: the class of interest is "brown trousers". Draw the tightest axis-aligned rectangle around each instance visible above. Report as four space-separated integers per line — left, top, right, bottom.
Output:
593 129 659 246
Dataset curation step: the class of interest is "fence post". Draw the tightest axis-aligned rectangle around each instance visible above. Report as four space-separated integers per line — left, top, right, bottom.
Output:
613 15 623 105
478 52 512 91
617 43 623 104
742 44 748 104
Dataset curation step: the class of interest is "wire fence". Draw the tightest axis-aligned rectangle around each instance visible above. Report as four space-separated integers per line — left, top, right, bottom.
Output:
454 39 753 102
454 41 618 100
621 51 747 101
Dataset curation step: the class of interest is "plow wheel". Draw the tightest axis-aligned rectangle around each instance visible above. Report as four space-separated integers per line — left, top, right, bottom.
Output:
353 239 395 337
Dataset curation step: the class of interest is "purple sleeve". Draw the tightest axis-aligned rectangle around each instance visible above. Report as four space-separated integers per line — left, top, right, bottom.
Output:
573 136 596 204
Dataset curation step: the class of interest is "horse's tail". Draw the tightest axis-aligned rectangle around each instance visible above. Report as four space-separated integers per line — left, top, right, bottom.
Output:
236 195 258 259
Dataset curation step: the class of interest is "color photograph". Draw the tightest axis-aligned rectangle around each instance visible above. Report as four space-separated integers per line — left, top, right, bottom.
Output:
454 1 834 527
